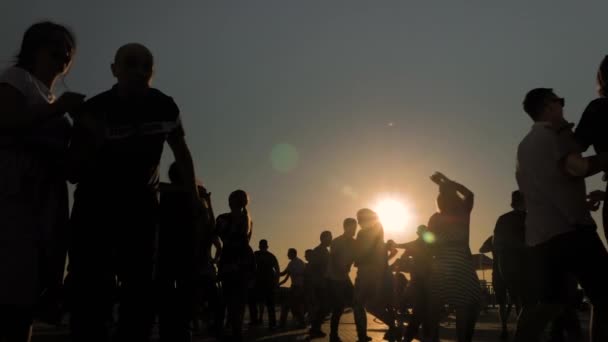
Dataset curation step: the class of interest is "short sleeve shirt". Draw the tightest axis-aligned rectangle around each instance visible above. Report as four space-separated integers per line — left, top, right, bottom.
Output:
254 250 280 283
492 210 526 252
516 122 595 246
327 235 356 281
286 257 306 288
575 98 608 154
354 226 387 272
72 86 183 191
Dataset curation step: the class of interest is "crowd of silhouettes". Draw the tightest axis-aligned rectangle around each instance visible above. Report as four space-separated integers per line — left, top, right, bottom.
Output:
4 20 608 342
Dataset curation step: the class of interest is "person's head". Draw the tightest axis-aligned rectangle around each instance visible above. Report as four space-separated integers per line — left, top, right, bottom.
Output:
111 43 154 92
320 231 333 247
287 248 297 260
511 190 525 211
16 21 76 82
259 239 269 251
597 55 608 97
228 190 248 213
356 208 379 229
436 190 464 215
522 88 564 124
304 249 313 262
168 162 181 184
343 218 357 238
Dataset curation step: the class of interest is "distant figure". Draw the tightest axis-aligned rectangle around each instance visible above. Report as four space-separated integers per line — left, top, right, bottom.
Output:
427 172 481 342
479 236 511 339
250 239 280 329
67 43 202 342
0 21 83 341
279 248 306 328
488 190 528 339
395 225 434 342
303 248 314 319
574 55 608 234
156 162 215 342
515 88 608 342
216 190 255 342
308 231 333 339
352 208 398 342
327 218 358 342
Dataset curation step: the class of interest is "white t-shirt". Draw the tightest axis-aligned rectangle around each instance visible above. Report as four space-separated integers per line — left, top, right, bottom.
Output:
0 66 55 106
0 66 71 151
516 122 595 246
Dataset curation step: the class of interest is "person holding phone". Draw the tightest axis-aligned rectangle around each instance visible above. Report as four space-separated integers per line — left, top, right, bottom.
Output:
0 21 85 341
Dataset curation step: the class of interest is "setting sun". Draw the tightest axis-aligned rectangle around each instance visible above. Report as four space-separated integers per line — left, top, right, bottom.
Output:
374 197 415 236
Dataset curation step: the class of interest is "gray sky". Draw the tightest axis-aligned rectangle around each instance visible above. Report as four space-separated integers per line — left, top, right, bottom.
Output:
2 1 607 267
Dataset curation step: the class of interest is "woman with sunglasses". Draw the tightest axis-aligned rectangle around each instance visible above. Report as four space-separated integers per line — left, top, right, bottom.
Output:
0 21 85 341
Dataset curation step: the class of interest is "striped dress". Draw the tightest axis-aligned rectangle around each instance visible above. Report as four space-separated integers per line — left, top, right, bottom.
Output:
428 212 481 308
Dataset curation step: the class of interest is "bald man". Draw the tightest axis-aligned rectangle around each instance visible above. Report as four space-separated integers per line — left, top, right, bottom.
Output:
67 43 203 342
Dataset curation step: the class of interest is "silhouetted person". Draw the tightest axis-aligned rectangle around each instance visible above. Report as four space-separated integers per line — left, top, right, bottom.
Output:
327 218 357 342
395 225 434 342
353 208 398 342
515 88 608 342
67 43 202 342
303 248 314 320
216 190 255 342
308 231 332 339
250 239 280 329
479 235 511 339
0 21 84 342
427 172 480 342
193 232 223 336
279 248 306 328
575 55 608 236
156 162 215 342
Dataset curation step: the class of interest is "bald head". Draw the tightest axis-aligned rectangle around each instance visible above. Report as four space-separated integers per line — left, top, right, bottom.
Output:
114 43 153 64
111 43 154 91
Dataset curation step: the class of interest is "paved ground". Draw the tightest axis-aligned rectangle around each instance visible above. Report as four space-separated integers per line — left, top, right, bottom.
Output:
32 307 590 341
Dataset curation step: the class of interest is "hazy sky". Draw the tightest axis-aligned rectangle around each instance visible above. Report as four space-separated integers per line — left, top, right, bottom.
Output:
3 1 608 268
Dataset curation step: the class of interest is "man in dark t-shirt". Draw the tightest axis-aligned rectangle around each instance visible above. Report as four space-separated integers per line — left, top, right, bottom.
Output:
157 162 215 342
67 43 202 342
309 231 332 338
250 239 280 329
395 225 432 342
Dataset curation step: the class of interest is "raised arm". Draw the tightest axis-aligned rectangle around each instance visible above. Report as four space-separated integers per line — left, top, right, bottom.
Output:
278 271 290 286
479 236 493 254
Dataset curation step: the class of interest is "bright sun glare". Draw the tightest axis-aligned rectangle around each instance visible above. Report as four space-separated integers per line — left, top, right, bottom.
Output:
374 198 414 235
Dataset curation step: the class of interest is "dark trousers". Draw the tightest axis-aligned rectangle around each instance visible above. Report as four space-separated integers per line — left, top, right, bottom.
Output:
0 305 33 342
515 229 608 342
404 281 431 342
249 284 277 327
353 270 396 339
221 276 249 340
280 286 305 327
329 279 354 336
310 279 330 331
68 190 157 342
